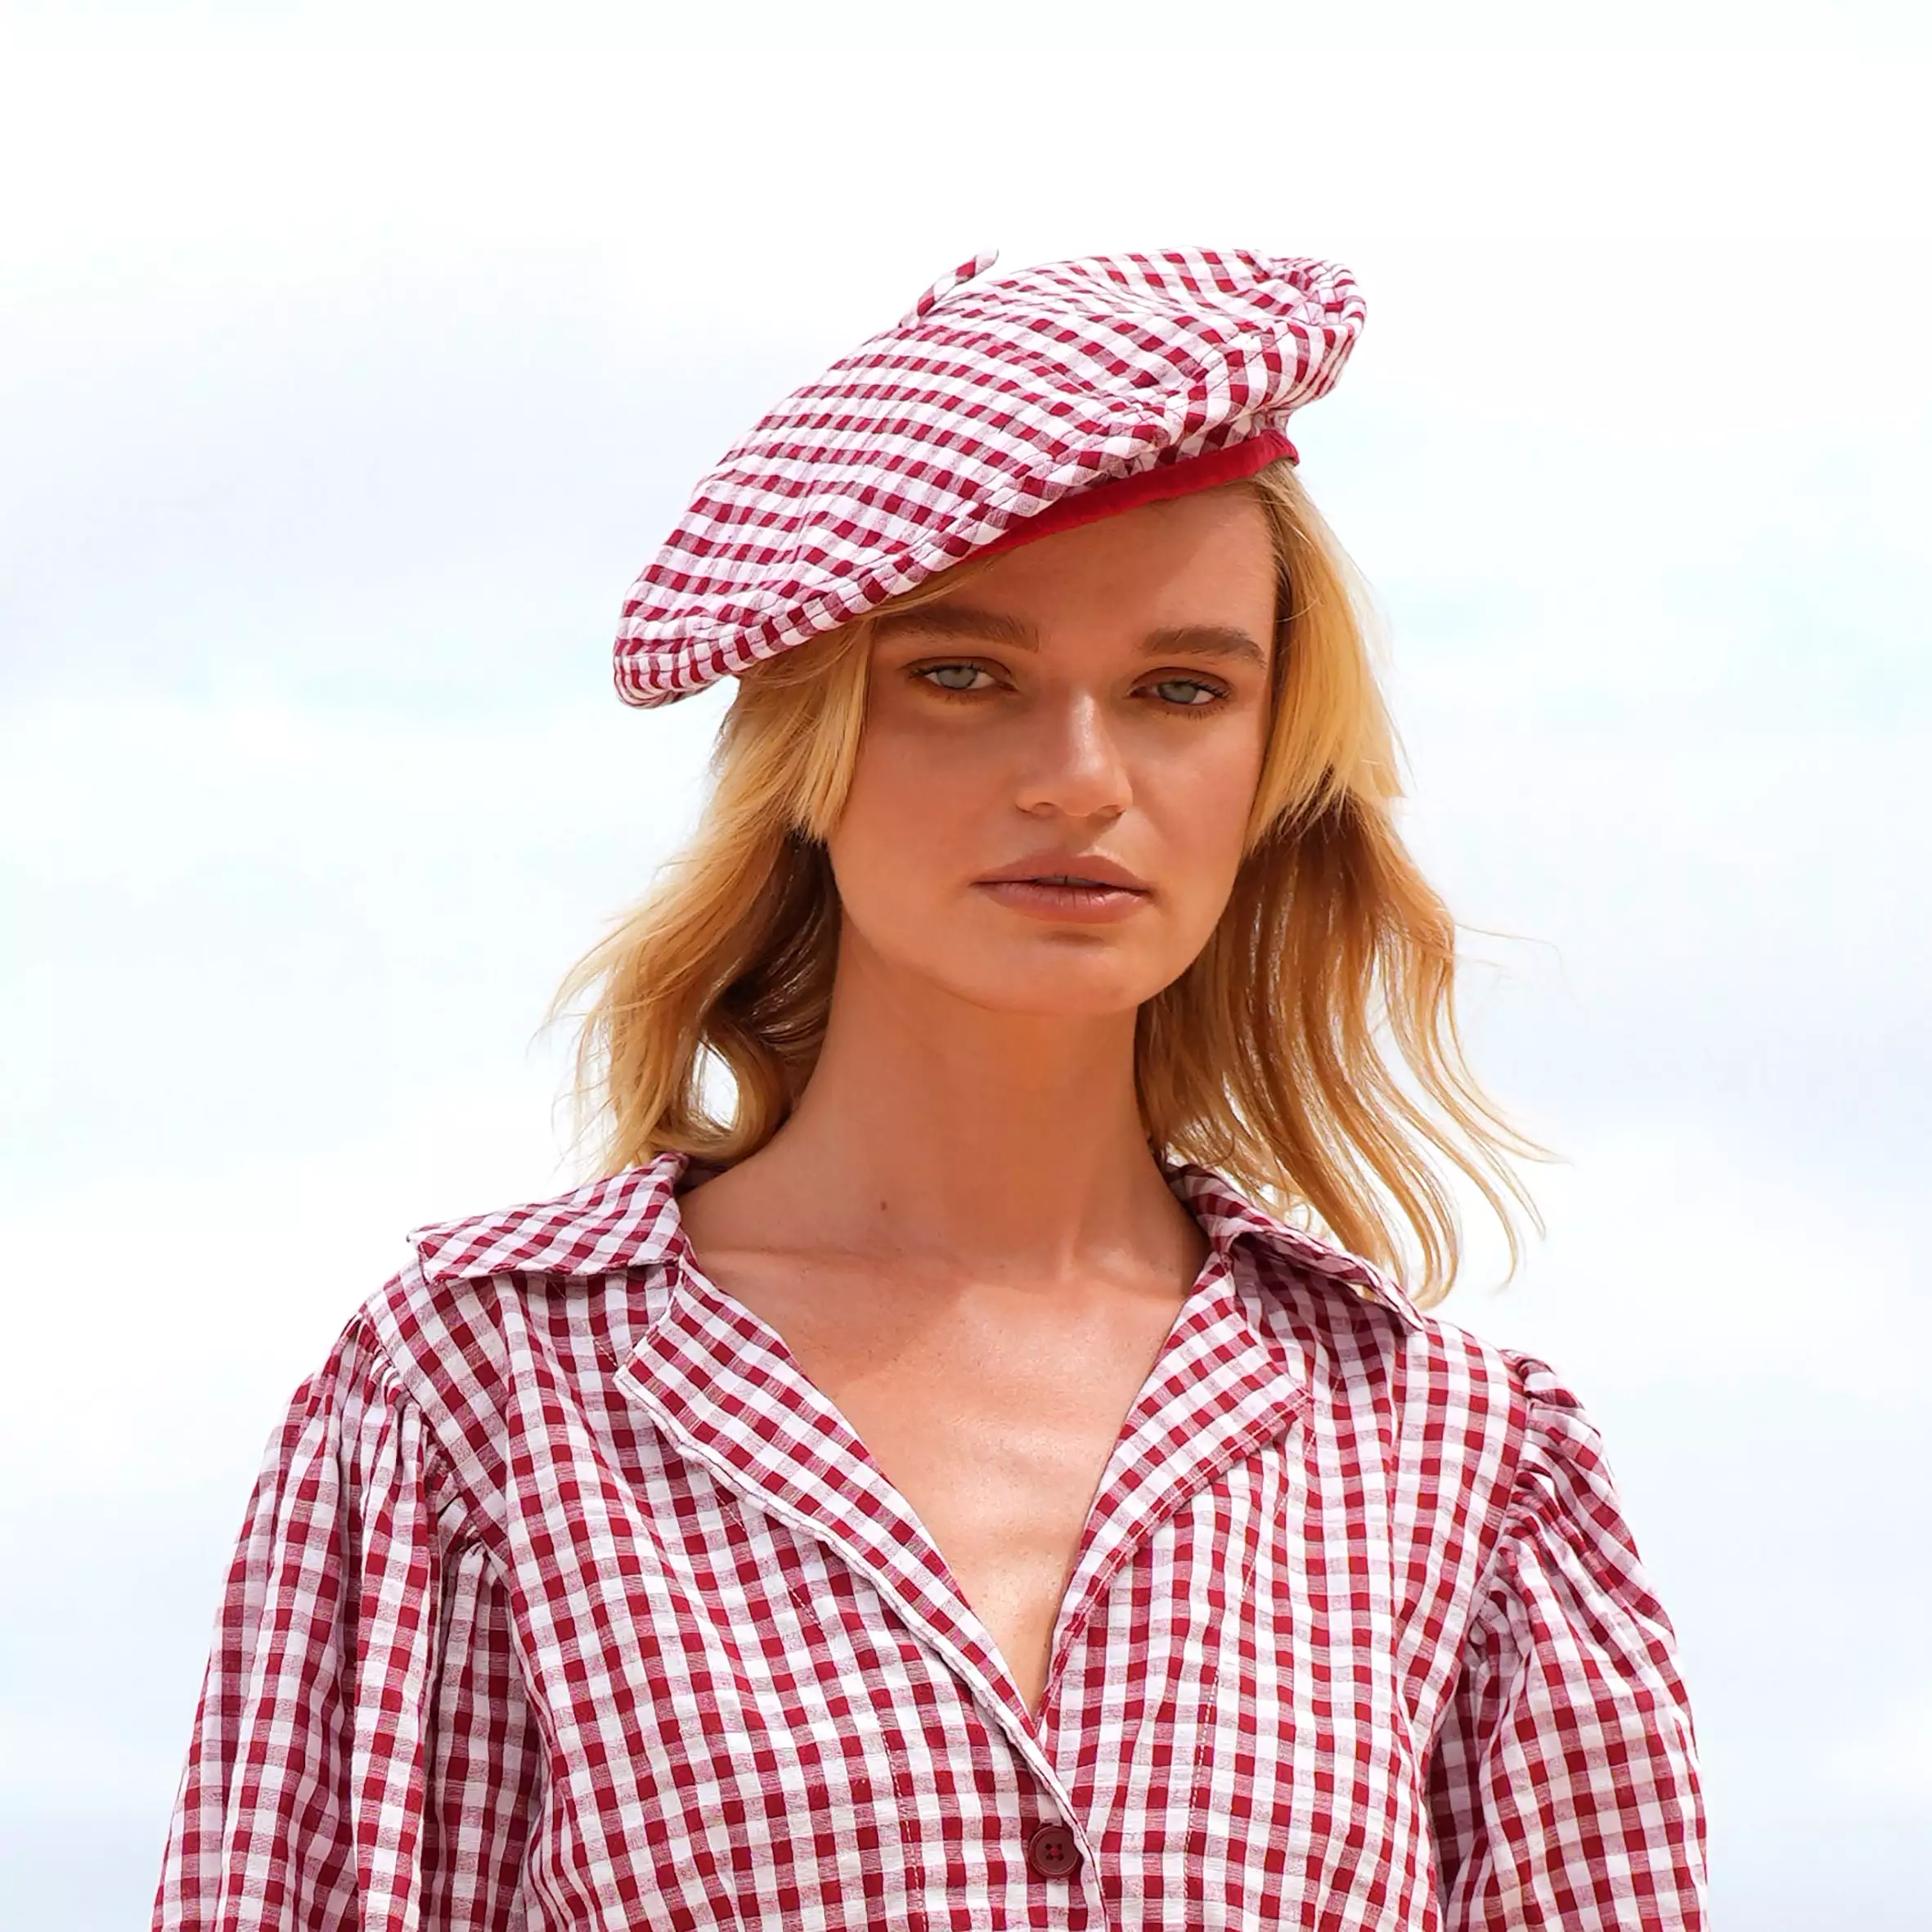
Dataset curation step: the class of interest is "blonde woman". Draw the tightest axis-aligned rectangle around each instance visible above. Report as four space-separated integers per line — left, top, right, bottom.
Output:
156 251 1706 1929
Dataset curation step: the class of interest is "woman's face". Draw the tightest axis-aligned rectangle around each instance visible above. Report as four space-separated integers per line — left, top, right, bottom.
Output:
827 485 1277 1018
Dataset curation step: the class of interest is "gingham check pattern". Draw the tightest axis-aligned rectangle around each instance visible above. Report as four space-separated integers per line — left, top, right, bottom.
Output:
155 1153 1705 1929
614 249 1366 707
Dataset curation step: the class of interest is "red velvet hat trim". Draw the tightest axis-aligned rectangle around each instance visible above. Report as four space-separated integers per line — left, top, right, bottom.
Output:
972 426 1299 562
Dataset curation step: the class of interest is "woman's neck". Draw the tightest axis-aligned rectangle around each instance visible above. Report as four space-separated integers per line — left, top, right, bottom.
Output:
703 933 1194 1284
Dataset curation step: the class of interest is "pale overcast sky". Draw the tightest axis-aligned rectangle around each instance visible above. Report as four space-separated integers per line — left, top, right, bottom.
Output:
2 2 1928 1925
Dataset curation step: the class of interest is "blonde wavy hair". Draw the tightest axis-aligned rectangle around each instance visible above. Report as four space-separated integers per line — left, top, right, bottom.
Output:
556 460 1542 1303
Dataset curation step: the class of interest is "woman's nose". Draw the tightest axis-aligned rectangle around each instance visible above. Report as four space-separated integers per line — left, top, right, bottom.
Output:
1013 691 1132 820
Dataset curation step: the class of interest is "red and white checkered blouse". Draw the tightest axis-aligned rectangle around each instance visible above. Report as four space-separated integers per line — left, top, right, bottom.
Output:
155 1152 1705 1930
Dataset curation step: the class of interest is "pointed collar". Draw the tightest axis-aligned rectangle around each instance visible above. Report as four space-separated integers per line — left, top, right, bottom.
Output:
1158 1161 1427 1328
410 1148 1427 1332
409 1157 687 1285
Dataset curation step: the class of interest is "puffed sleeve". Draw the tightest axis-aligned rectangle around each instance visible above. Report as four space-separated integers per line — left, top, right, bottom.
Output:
1427 1353 1707 1928
153 1315 542 1930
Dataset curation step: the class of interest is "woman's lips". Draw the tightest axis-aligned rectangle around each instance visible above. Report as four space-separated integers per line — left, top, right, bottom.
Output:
972 877 1152 923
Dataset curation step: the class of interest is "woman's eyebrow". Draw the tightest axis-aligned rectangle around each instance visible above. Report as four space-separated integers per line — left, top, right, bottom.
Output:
874 608 1267 667
1139 625 1269 667
874 605 1040 647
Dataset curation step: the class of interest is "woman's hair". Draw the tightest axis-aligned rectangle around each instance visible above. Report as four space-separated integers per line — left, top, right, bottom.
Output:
555 460 1542 1304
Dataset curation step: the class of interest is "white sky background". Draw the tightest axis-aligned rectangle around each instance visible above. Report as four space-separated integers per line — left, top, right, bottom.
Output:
2 0 1928 1922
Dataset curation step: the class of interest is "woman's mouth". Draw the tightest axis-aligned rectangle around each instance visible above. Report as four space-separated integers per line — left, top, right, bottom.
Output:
973 872 1152 923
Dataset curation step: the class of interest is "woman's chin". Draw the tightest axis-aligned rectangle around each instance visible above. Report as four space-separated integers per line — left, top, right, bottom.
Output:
842 910 1195 1020
916 958 1172 1022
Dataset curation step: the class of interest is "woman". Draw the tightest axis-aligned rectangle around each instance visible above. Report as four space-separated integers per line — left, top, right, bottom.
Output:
155 250 1705 1929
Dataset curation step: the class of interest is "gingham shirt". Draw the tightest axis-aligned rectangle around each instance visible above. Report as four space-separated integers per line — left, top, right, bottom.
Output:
155 1153 1705 1930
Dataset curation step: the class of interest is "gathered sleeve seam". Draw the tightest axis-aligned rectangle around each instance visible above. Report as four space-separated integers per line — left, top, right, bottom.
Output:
335 1305 519 1582
1449 1346 1548 1651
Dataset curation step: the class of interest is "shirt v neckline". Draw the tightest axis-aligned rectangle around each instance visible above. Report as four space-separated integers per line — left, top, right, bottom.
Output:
613 1179 1311 1759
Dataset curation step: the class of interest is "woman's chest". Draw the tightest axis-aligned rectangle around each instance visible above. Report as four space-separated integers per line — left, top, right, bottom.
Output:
494 1440 1456 1931
703 1252 1197 1722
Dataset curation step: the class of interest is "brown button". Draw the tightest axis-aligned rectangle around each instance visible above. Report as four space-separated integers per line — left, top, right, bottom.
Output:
1027 1822 1081 1878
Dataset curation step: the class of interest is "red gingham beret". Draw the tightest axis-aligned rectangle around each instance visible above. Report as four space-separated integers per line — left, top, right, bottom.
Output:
614 248 1367 707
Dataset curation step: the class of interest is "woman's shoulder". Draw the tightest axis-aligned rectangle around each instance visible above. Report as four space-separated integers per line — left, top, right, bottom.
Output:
1192 1173 1602 1552
321 1161 688 1472
1229 1213 1625 1597
1256 1231 1575 1462
1179 1163 1552 1426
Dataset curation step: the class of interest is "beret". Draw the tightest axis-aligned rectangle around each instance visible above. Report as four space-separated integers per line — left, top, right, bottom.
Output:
613 248 1366 707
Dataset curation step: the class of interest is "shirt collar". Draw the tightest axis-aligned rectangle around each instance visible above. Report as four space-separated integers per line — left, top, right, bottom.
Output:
1158 1160 1426 1327
409 1155 686 1285
410 1148 1425 1331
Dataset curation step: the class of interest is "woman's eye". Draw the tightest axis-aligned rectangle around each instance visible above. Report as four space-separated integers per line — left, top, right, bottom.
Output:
918 663 995 693
1150 677 1222 707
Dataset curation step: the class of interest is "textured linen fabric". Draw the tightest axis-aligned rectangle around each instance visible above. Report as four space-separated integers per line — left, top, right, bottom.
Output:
613 249 1366 708
155 1153 1705 1930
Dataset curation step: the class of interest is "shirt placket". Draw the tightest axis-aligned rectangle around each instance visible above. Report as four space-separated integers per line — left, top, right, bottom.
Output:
613 1253 1109 1920
1042 1247 1308 1706
1031 1247 1308 1907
